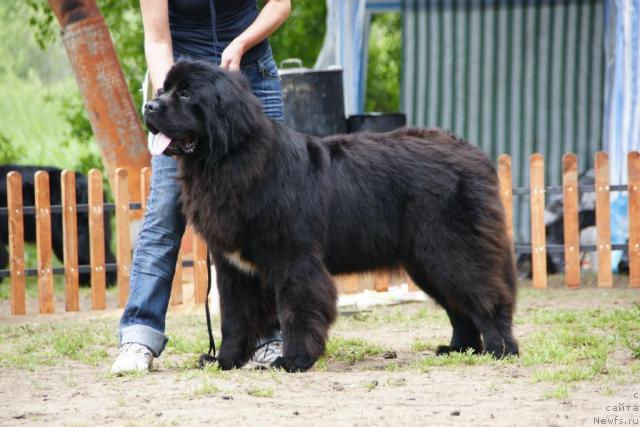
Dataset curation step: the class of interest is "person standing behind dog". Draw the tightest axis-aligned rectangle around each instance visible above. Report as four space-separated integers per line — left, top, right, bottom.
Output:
112 0 291 375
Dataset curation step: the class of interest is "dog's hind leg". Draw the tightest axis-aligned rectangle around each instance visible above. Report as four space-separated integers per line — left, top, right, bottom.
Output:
405 264 482 355
214 255 277 370
268 255 337 372
409 234 518 358
438 307 483 355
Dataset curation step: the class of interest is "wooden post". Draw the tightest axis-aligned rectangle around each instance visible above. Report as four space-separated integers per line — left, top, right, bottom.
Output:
530 153 547 289
7 172 26 315
405 272 420 292
628 151 640 288
594 152 613 288
374 273 390 292
88 169 107 309
193 233 208 304
498 154 514 241
171 247 184 306
35 171 55 314
562 154 580 288
340 275 360 294
140 167 151 212
115 168 131 308
61 170 80 311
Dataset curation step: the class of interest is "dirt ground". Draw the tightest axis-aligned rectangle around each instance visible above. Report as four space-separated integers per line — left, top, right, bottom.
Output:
1 282 639 426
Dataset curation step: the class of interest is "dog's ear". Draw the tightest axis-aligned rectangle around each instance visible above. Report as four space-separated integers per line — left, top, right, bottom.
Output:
203 71 263 166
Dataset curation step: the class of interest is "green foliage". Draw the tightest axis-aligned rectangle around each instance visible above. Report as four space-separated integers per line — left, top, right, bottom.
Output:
0 132 24 164
22 1 143 174
268 0 327 68
366 13 402 113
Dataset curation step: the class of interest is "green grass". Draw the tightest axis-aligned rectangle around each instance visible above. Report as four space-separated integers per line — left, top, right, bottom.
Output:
405 303 640 390
194 381 221 397
339 306 449 332
248 387 274 398
410 338 437 352
321 337 387 364
0 320 115 370
414 350 497 372
542 384 570 400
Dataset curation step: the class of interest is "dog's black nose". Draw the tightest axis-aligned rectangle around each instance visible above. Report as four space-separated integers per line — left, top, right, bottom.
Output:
144 100 160 113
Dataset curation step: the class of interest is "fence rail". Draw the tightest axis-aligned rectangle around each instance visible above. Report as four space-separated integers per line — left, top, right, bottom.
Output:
2 151 639 316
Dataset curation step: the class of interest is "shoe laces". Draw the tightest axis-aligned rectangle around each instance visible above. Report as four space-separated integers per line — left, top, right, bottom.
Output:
121 342 152 357
254 340 283 362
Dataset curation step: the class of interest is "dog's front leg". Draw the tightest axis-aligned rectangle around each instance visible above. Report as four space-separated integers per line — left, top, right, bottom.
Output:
215 255 267 370
269 255 337 372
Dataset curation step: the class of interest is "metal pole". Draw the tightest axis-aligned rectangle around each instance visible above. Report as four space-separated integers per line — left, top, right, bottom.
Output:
47 0 150 209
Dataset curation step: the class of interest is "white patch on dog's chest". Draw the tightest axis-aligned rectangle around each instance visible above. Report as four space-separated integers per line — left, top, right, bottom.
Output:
223 250 257 275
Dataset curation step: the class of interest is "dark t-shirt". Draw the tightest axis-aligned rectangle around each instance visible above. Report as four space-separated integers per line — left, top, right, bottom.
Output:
168 0 268 64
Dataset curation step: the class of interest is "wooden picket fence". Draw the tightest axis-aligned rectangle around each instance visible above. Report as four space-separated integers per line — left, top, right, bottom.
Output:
498 151 640 290
2 167 210 316
2 151 639 316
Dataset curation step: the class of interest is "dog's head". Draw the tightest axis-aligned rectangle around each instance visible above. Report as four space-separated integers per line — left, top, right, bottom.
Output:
143 60 267 161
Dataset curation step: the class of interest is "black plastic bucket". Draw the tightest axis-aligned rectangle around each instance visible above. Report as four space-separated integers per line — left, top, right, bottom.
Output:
347 113 407 133
279 59 347 137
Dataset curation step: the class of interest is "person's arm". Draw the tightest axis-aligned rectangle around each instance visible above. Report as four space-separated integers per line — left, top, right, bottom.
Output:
140 0 174 93
220 0 291 71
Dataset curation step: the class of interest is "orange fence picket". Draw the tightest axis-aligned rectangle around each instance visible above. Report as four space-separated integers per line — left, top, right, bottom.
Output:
171 246 184 306
562 153 580 288
140 167 151 212
529 153 547 289
88 169 106 310
7 172 26 315
339 276 360 294
374 274 390 292
193 233 208 304
498 154 514 241
115 168 131 308
595 152 613 288
628 152 640 288
35 171 54 314
61 170 80 311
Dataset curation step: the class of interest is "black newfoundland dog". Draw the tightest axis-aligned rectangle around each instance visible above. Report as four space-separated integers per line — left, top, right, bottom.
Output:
144 61 518 372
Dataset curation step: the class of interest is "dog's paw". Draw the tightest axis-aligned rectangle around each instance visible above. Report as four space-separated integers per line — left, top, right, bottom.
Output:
435 345 454 356
270 356 314 373
216 356 246 370
435 345 482 356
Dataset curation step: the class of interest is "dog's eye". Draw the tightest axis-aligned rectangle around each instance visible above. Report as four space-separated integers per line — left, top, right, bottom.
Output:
178 90 190 100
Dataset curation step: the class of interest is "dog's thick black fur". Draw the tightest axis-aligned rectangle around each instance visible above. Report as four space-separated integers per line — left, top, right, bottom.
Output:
144 60 519 372
0 165 116 286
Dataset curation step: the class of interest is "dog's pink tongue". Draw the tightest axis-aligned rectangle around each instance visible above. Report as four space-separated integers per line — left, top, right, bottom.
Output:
149 133 172 155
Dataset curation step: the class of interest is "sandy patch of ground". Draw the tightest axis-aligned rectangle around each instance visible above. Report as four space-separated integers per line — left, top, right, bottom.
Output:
1 285 639 426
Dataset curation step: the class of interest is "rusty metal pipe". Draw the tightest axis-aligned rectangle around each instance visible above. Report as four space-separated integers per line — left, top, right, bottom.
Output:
47 0 149 210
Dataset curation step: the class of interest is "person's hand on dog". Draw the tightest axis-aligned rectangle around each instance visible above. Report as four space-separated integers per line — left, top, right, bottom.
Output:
220 38 246 71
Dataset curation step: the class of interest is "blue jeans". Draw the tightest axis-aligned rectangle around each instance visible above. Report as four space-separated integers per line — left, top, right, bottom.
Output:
119 50 285 356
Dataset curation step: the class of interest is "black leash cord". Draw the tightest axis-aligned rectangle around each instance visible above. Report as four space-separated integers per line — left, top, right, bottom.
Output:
198 251 217 368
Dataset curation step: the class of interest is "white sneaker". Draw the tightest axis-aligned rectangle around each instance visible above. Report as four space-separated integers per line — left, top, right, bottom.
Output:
245 340 284 369
110 343 154 375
